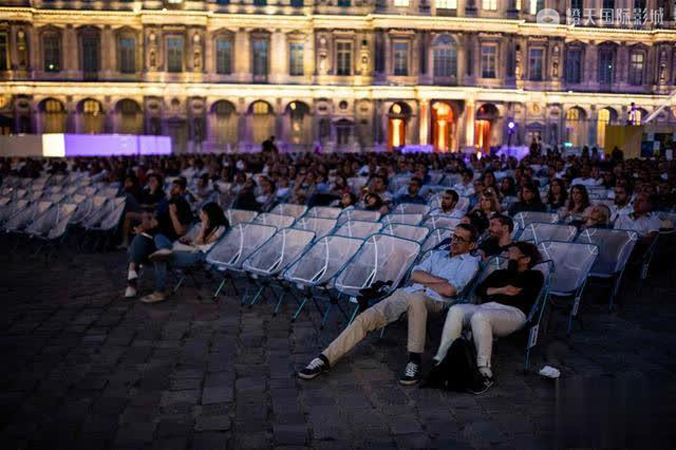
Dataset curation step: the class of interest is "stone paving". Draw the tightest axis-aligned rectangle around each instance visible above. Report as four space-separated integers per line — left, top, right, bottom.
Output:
1 244 675 449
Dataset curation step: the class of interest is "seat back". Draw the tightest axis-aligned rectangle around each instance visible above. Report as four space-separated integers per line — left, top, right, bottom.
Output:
292 217 337 241
243 228 316 276
422 215 461 231
283 235 363 286
381 223 430 243
518 223 578 244
270 203 308 219
334 234 421 298
393 203 431 216
513 211 559 229
252 212 296 229
537 241 598 295
47 203 79 240
421 227 453 253
574 228 639 276
226 208 258 226
205 223 277 270
381 213 423 226
336 209 381 225
333 220 383 239
304 206 342 219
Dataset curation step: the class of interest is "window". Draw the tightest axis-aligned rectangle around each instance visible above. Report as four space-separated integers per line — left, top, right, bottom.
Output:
565 48 582 83
629 52 644 85
336 41 352 76
289 42 304 76
338 0 351 5
44 99 66 133
336 121 351 146
433 37 457 78
598 48 614 84
528 48 543 81
253 0 266 5
216 38 232 75
82 33 100 77
0 33 7 71
482 0 497 10
481 45 497 78
393 41 409 76
43 33 61 72
436 0 457 8
82 99 103 134
291 0 303 5
393 0 409 6
252 38 269 77
167 36 184 73
529 0 544 14
119 37 135 74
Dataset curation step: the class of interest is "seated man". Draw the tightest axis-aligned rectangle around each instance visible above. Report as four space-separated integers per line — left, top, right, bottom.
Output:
433 242 544 394
613 192 661 238
477 214 514 259
395 176 427 205
298 223 481 385
429 189 460 216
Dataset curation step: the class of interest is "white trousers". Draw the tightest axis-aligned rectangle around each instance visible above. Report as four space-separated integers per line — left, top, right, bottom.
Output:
434 302 527 370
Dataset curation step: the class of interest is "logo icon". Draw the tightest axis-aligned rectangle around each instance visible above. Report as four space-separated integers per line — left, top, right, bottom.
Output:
536 8 561 32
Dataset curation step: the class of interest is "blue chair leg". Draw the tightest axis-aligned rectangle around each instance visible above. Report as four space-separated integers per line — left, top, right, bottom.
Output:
212 278 226 302
347 305 359 326
249 285 265 306
320 303 333 329
291 296 309 322
273 292 286 316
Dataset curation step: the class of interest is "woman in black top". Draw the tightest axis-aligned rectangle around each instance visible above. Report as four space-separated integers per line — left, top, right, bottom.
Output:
508 183 546 216
546 178 568 212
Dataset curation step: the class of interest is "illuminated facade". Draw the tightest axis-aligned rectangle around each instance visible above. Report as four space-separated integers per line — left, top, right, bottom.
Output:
0 0 675 152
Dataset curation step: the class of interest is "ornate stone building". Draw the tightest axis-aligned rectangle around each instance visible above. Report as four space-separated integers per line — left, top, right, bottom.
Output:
0 0 675 153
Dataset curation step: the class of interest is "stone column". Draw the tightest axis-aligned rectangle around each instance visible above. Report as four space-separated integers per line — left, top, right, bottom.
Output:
384 32 391 77
270 29 286 83
585 41 598 90
420 99 430 146
204 31 214 77
64 25 77 79
235 28 250 83
463 98 475 149
304 33 315 83
616 42 628 87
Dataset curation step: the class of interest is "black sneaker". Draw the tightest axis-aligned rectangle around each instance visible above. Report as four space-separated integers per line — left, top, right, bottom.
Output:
399 361 421 386
468 373 494 395
298 355 330 380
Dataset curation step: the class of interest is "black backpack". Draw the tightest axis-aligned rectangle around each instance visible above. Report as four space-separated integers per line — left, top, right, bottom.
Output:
422 337 483 392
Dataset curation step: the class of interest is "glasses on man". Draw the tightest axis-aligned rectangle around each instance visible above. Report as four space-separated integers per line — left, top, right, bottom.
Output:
451 234 469 243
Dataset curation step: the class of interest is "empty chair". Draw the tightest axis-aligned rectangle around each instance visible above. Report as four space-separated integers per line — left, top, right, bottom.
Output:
252 212 296 229
518 223 578 244
45 203 79 241
28 191 44 202
423 215 460 231
334 233 421 299
4 201 53 233
537 240 599 335
393 203 431 216
381 223 430 243
421 227 453 253
574 228 639 310
0 197 10 208
270 203 308 219
381 213 423 226
304 206 343 220
46 193 66 204
12 189 28 200
82 197 115 229
292 217 337 241
513 211 559 229
101 187 119 199
0 199 30 225
336 208 381 225
95 197 127 232
225 208 258 226
27 203 77 241
333 220 383 239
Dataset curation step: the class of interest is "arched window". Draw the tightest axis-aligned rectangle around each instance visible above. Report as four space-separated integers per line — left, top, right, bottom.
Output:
116 99 143 135
433 35 457 79
250 101 274 144
42 99 66 133
565 107 587 147
211 101 237 145
81 99 104 134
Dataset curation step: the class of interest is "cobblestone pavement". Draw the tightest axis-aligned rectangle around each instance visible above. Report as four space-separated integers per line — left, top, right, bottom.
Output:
1 244 675 449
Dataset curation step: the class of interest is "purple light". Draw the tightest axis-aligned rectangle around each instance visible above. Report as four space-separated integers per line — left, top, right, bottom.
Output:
63 134 172 157
508 121 515 130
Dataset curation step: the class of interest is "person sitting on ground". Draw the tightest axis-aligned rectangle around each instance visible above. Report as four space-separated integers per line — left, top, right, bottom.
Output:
125 177 193 299
395 177 427 205
477 214 514 259
560 184 592 223
433 242 544 394
429 189 459 216
508 183 546 216
140 202 229 304
298 224 480 385
579 204 612 230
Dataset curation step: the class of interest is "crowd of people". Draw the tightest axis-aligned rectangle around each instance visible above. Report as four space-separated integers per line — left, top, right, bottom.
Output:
1 140 674 393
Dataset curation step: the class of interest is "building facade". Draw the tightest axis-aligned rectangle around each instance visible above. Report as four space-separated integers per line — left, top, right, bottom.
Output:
0 0 675 153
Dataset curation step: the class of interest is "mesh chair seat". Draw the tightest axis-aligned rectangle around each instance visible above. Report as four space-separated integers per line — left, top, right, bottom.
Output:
243 228 316 277
97 198 127 231
283 235 363 287
252 212 296 229
5 201 53 232
226 209 258 226
513 211 559 229
423 215 461 231
333 220 383 239
304 206 342 220
393 203 431 216
518 223 578 244
0 199 30 224
81 196 110 228
421 227 453 253
537 241 599 296
46 203 78 241
381 223 430 243
101 187 119 199
334 234 421 298
205 223 277 271
336 209 381 225
381 213 424 226
574 228 639 278
270 203 308 220
292 217 337 241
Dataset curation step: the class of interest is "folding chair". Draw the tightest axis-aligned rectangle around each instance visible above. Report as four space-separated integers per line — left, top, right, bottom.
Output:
0 198 29 225
537 240 599 335
303 206 343 220
420 227 453 253
270 203 308 220
513 211 559 229
422 215 460 231
333 220 383 239
336 209 381 226
283 235 364 325
242 228 316 310
381 213 424 226
27 203 78 258
518 222 578 244
4 200 53 234
393 203 431 216
575 228 639 310
225 208 258 226
381 223 430 243
251 212 296 228
292 217 337 241
205 223 277 302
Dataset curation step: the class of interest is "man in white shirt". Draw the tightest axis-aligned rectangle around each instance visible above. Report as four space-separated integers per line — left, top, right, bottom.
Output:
610 184 634 223
297 224 480 386
614 192 661 238
453 169 476 197
571 167 603 187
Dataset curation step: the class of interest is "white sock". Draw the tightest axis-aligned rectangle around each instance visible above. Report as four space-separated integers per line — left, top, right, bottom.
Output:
478 366 493 378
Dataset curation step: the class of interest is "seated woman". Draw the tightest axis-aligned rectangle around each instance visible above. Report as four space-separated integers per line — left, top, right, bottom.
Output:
579 204 612 230
508 183 546 216
140 202 229 304
364 192 389 215
560 184 592 224
470 190 502 218
546 178 568 213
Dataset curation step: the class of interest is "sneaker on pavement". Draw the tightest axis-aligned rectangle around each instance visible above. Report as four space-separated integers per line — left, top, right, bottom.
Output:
468 374 494 395
399 361 421 386
140 291 167 304
124 285 137 298
149 249 173 262
298 355 330 380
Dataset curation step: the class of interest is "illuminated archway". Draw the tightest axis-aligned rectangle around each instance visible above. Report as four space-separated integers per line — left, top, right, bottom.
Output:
431 101 456 152
387 102 411 151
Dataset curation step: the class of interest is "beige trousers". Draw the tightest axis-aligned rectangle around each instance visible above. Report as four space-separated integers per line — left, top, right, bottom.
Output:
322 288 446 366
